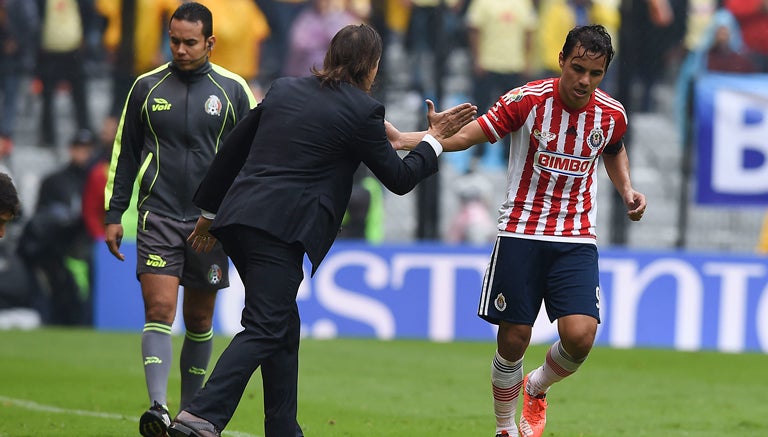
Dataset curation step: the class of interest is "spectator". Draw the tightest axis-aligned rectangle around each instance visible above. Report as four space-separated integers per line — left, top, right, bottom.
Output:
537 0 619 93
674 8 755 158
18 129 97 326
199 0 270 100
445 171 495 245
283 0 360 77
706 18 757 72
95 0 180 146
34 0 94 149
338 167 385 243
725 0 768 72
619 0 687 112
758 213 768 254
403 0 464 98
255 0 309 86
465 0 537 170
0 0 39 159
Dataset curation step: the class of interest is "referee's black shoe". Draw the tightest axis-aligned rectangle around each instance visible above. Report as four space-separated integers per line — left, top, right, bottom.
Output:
139 401 171 437
168 410 221 437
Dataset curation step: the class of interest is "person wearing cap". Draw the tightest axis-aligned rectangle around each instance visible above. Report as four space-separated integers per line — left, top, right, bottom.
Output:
18 129 97 326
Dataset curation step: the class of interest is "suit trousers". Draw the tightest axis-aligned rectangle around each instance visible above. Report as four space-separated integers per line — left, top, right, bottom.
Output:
186 225 305 436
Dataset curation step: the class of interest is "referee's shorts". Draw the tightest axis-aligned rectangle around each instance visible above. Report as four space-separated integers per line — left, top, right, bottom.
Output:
135 210 230 291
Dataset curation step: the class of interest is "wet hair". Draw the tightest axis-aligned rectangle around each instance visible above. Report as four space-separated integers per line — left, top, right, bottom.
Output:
313 24 383 91
562 24 614 70
0 172 20 218
170 2 213 38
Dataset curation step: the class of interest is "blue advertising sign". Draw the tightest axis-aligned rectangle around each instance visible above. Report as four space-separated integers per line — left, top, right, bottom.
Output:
695 73 768 205
94 242 768 353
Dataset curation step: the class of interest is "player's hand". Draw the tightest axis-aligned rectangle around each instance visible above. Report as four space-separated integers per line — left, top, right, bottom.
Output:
105 223 125 261
625 190 647 221
426 99 477 142
188 216 217 253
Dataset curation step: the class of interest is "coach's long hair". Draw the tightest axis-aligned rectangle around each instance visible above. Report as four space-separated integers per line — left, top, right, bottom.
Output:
313 24 382 92
562 24 615 70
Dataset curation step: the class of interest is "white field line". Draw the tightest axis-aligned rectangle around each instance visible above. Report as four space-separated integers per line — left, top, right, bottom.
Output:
0 395 260 437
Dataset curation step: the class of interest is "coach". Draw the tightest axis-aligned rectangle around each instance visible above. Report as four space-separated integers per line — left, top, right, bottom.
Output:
168 23 477 437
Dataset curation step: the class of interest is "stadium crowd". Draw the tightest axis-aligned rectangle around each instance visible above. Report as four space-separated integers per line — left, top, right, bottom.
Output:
0 0 766 325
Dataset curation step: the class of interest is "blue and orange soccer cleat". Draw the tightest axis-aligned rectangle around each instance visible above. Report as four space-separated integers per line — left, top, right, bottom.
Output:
518 373 548 437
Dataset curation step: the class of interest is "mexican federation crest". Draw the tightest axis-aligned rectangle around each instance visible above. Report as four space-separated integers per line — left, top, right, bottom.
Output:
204 95 222 116
207 264 223 285
494 293 507 312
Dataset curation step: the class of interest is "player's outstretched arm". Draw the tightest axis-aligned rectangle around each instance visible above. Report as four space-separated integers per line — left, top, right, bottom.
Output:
388 100 483 152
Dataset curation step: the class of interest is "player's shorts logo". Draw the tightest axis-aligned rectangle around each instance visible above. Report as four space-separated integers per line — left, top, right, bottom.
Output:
494 293 507 312
205 95 222 116
208 264 222 285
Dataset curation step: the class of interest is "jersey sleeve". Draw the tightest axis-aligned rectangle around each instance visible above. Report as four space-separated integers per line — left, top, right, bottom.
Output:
104 77 147 224
606 101 628 150
477 87 530 144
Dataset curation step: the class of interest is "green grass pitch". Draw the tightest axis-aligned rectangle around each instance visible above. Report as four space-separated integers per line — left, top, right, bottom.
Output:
0 328 766 436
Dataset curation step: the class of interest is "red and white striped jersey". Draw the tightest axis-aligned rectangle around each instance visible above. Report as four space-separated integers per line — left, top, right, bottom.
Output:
477 78 627 243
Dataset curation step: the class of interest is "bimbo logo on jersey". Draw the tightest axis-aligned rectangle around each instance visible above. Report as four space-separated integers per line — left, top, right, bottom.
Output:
534 150 594 177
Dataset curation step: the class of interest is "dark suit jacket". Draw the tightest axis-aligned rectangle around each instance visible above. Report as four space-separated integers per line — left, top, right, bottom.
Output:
194 76 439 273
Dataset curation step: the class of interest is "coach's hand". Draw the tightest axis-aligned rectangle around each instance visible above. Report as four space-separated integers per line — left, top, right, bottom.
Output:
385 120 404 150
105 223 125 261
188 216 217 253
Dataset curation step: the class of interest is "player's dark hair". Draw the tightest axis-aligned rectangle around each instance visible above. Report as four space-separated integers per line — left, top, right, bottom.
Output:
0 172 20 218
313 24 382 92
562 24 614 70
170 2 213 38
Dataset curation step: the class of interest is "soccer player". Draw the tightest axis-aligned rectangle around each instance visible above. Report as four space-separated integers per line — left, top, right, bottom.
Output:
388 24 647 437
0 172 20 238
103 3 255 437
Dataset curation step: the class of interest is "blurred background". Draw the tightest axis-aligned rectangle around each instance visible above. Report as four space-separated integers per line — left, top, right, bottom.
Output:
0 0 766 351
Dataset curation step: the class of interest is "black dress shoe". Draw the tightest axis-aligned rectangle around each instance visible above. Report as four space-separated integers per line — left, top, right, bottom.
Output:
167 410 221 437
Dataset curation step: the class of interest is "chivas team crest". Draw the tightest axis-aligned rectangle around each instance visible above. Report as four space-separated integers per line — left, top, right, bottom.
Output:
494 293 507 312
588 128 605 150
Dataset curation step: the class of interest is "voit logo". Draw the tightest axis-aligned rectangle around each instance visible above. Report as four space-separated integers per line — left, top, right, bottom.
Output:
151 98 172 112
146 254 167 268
